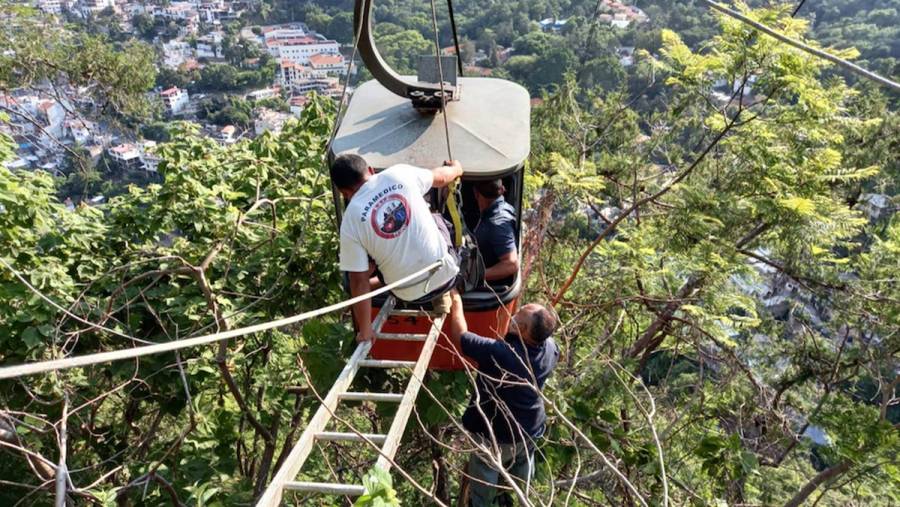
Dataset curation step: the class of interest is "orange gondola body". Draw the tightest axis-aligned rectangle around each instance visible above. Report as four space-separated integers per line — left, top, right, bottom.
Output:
370 299 518 370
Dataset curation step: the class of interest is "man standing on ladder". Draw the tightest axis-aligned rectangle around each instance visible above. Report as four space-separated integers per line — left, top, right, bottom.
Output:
331 153 466 342
450 301 560 506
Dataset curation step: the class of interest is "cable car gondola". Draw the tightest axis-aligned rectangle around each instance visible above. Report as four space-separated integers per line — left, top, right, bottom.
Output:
328 0 530 369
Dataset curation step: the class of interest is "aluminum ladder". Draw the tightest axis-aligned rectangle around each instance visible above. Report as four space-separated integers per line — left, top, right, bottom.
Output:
256 296 445 505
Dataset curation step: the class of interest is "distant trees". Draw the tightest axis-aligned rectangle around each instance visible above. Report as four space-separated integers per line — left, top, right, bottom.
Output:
578 54 626 91
374 23 432 74
190 61 275 93
506 41 578 93
513 31 563 56
156 66 196 90
325 11 355 42
140 121 172 142
132 13 156 40
807 0 900 78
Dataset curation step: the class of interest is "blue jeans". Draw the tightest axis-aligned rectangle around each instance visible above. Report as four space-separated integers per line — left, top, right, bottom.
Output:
466 437 534 507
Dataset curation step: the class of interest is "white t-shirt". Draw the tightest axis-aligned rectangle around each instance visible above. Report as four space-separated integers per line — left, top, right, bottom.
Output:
339 164 458 301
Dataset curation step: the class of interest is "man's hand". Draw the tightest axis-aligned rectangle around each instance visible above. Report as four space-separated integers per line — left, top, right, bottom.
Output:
356 325 375 343
432 160 463 188
444 159 463 176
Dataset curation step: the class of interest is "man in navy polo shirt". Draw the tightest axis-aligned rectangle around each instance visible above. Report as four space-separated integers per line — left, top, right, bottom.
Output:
449 300 560 506
473 179 519 287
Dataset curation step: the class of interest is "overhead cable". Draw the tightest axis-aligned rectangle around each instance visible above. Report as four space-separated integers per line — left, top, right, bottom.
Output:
446 0 464 76
0 261 443 380
429 0 464 248
700 0 900 93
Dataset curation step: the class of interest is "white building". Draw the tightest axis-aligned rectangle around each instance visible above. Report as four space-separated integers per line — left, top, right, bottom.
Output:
65 119 94 145
154 2 199 23
140 140 160 172
610 13 630 29
108 142 159 172
617 46 635 67
291 77 338 96
78 0 114 16
254 108 292 136
261 24 310 43
277 60 313 87
265 34 340 66
538 18 568 32
160 87 190 115
108 143 142 164
308 53 345 75
220 125 236 144
35 0 65 15
36 100 66 142
195 33 224 59
162 40 192 68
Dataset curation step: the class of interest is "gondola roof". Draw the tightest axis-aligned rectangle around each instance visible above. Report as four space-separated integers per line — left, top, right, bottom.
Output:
329 77 530 179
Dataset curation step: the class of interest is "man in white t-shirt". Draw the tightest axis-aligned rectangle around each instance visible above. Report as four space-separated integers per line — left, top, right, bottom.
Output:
331 153 465 343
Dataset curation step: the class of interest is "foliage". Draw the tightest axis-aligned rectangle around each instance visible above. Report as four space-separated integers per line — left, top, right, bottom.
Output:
0 3 157 120
191 61 276 94
0 97 352 504
354 467 400 507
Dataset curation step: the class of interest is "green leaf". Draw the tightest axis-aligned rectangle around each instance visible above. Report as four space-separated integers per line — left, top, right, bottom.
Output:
22 327 42 349
778 196 816 216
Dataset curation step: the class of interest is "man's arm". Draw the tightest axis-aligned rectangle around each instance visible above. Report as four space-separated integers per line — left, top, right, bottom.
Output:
484 250 519 282
459 331 503 370
430 160 463 188
448 290 468 351
349 270 374 343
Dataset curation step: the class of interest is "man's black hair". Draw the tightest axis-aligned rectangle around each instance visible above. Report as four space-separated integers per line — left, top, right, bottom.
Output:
331 153 369 190
530 307 559 343
474 179 505 199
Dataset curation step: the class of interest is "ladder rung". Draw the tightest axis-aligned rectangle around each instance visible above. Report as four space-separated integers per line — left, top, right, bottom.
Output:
315 432 386 444
358 359 416 369
283 481 365 496
340 392 403 402
376 333 428 341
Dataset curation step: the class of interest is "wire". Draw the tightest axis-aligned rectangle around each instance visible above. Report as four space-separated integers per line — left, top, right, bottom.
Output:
429 0 464 248
0 261 443 380
429 0 453 161
700 0 900 93
446 0 464 76
326 3 365 152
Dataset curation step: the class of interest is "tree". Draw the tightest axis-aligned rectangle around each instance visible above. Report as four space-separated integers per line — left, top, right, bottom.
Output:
579 54 626 91
325 11 354 42
459 38 477 65
132 13 156 40
156 66 193 89
374 26 432 75
0 98 345 504
513 31 563 56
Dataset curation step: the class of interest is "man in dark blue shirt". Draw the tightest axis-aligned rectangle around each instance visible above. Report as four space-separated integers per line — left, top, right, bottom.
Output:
473 180 519 287
450 301 560 506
